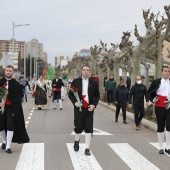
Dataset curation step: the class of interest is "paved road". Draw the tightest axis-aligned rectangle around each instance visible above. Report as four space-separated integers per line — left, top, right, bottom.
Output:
0 94 169 170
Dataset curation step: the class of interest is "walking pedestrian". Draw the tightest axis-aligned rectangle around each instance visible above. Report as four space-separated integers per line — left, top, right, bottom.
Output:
147 66 170 155
0 65 29 154
68 65 100 156
52 74 64 110
113 79 129 124
105 75 117 105
34 76 47 110
128 75 149 130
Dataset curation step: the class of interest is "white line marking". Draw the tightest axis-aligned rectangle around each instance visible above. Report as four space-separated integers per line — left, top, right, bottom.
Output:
109 143 160 170
28 116 31 120
67 143 102 170
71 128 113 136
29 113 33 116
32 108 35 110
25 125 27 129
25 121 29 125
150 142 170 157
15 143 44 170
31 110 34 112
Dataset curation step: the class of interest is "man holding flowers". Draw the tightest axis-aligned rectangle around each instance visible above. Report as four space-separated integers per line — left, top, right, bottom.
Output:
68 65 100 156
0 65 29 154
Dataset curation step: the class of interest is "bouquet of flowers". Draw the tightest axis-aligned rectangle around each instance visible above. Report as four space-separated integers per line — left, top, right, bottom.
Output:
70 85 82 112
0 85 8 114
32 90 37 98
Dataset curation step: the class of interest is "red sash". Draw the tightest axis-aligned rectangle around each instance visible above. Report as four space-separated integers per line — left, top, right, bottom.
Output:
82 95 89 108
155 95 167 108
53 88 60 92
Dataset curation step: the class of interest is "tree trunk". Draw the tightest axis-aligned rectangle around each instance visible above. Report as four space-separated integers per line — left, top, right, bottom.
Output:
114 61 120 83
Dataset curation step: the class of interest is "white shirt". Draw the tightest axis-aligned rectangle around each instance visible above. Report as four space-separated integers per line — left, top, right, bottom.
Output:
156 78 170 96
82 77 89 103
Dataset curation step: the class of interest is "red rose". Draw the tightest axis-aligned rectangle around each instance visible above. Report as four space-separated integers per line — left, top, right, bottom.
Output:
75 88 78 91
70 85 75 90
33 91 37 96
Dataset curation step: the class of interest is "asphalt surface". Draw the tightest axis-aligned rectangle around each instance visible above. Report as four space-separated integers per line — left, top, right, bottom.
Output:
0 94 169 170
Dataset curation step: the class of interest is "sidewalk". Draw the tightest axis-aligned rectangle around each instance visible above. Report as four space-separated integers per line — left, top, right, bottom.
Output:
99 100 157 132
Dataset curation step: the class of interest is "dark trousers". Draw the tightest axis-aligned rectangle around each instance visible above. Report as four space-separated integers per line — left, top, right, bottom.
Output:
107 90 113 104
155 106 170 132
0 105 14 131
74 107 94 133
115 105 126 121
53 91 61 100
133 103 144 126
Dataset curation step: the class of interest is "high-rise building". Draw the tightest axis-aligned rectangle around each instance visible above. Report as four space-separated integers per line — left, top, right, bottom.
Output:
55 54 69 68
0 39 25 59
25 39 43 59
43 52 48 63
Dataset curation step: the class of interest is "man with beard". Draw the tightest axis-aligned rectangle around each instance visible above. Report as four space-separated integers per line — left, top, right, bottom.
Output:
68 65 100 156
0 65 29 154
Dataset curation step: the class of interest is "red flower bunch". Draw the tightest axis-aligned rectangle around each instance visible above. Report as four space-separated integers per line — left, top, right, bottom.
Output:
32 91 37 98
70 85 78 92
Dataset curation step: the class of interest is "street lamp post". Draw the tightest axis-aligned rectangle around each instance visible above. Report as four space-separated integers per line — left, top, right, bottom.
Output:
12 22 30 70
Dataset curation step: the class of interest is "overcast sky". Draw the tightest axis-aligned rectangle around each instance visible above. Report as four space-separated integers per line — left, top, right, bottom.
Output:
0 0 169 65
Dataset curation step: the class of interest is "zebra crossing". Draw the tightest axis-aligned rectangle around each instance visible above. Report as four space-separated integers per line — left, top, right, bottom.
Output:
1 141 168 170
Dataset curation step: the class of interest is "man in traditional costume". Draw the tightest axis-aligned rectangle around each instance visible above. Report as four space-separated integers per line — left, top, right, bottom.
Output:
68 65 100 156
0 65 29 154
52 74 64 110
148 65 170 155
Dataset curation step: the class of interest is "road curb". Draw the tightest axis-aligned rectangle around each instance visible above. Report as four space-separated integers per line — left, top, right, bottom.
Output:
99 100 157 132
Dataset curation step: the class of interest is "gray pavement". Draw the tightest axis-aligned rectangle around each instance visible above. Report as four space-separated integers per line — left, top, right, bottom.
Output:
0 95 169 170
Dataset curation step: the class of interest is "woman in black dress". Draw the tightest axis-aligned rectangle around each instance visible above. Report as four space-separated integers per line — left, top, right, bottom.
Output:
34 76 47 110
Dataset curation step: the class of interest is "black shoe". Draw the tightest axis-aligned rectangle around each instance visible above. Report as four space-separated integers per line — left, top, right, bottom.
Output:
1 143 6 150
60 108 62 110
38 107 42 110
115 119 118 122
74 141 79 152
85 148 91 156
53 107 57 110
123 121 127 124
159 149 164 154
165 148 170 155
6 148 12 154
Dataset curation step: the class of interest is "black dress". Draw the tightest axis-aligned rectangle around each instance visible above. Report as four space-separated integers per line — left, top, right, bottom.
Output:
34 82 47 105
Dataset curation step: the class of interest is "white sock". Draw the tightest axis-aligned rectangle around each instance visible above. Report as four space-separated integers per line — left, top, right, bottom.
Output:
85 133 91 149
157 132 164 150
0 130 6 144
6 131 14 149
75 133 81 141
166 131 170 149
59 99 62 108
54 100 57 108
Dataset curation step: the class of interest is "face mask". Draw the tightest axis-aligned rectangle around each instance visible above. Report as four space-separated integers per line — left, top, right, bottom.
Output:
137 80 142 84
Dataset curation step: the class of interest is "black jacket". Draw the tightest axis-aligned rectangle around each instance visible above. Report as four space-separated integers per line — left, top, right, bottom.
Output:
147 78 161 103
113 86 129 106
52 78 64 89
0 78 29 143
129 83 149 104
68 78 100 108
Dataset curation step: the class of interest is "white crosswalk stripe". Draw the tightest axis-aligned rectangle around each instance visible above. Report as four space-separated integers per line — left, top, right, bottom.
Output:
0 142 166 170
15 143 44 170
150 142 170 157
109 143 160 170
66 143 103 170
